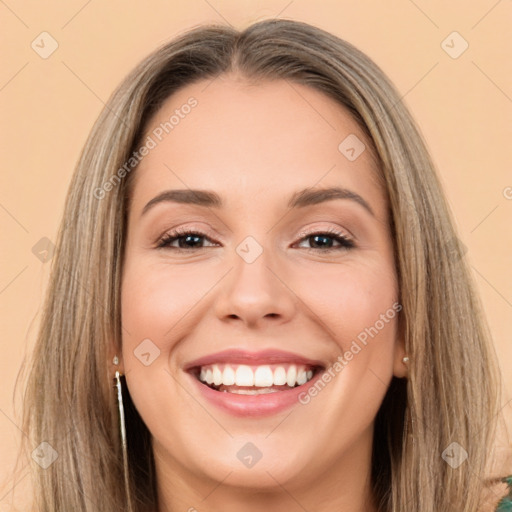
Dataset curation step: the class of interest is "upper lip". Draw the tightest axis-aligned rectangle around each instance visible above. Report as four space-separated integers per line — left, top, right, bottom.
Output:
183 349 326 371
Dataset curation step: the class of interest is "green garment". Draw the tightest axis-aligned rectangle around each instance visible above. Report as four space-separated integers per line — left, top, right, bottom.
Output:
496 476 512 511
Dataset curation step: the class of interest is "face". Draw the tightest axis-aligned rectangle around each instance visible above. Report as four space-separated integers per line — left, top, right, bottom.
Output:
119 74 406 506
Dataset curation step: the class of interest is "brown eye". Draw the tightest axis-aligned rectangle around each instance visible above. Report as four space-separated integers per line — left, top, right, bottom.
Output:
157 230 218 250
295 229 355 252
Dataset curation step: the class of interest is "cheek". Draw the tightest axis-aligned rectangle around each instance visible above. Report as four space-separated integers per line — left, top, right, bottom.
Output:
295 260 398 346
291 259 400 414
121 260 213 351
288 264 399 444
120 261 210 429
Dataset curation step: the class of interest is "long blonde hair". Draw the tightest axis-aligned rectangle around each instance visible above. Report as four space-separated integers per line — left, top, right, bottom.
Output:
15 18 504 511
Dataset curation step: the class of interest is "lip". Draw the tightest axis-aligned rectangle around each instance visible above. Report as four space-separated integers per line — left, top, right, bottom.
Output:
185 368 324 417
183 349 326 417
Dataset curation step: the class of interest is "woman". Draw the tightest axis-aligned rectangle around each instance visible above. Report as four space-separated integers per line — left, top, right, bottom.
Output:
17 18 511 511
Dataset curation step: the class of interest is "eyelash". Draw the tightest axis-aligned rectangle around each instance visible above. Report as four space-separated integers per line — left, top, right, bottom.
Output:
156 227 355 253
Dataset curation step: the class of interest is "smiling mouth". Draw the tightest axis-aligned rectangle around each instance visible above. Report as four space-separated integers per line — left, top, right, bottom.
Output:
189 363 324 394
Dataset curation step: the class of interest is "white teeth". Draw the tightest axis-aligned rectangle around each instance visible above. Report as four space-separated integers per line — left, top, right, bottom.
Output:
297 369 307 386
235 365 254 386
197 363 317 388
286 366 297 387
212 366 223 386
254 366 274 387
273 366 287 386
223 365 235 385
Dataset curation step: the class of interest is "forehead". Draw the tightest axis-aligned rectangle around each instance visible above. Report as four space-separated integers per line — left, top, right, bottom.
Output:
129 75 386 219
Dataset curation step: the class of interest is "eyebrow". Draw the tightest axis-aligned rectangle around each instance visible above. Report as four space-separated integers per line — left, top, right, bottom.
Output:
141 186 375 217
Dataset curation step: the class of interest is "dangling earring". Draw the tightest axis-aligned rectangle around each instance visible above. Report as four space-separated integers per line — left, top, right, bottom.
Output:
113 356 131 505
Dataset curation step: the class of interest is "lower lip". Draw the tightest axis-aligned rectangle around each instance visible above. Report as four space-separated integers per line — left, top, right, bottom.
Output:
186 370 324 417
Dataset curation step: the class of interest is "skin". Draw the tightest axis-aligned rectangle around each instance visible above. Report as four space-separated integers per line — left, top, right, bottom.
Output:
116 74 407 512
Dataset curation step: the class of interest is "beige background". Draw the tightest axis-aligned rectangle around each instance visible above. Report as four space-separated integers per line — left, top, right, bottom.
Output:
1 0 511 508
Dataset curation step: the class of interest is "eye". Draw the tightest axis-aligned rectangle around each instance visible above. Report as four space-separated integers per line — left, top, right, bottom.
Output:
157 227 355 253
294 228 355 252
157 228 218 250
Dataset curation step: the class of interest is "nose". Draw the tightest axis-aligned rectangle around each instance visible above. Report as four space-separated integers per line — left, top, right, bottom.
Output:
213 245 297 329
